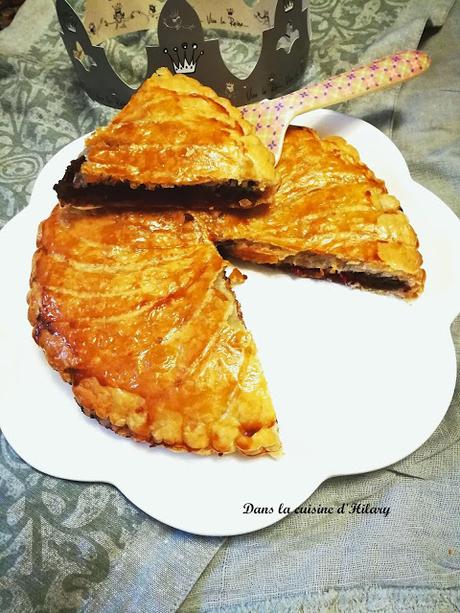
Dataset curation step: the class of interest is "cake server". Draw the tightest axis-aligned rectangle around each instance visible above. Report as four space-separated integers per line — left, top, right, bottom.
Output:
241 50 431 163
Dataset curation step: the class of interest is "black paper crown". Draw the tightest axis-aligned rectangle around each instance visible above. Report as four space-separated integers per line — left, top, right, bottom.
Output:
56 0 310 108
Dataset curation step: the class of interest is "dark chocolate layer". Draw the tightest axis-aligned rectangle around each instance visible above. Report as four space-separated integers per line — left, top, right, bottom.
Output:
54 157 268 210
280 265 410 293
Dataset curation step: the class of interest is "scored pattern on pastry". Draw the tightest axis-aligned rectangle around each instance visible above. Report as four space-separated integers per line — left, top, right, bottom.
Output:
69 68 278 208
196 126 425 299
28 206 281 456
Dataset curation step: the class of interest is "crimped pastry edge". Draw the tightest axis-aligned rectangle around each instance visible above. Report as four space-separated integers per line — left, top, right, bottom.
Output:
77 400 281 458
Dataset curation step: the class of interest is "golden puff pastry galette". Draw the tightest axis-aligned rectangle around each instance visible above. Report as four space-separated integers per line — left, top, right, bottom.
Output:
28 205 281 456
55 68 278 210
196 126 425 299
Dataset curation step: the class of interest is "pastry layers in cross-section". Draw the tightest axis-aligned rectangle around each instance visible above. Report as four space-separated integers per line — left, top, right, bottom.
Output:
28 206 281 456
196 126 425 299
55 68 278 210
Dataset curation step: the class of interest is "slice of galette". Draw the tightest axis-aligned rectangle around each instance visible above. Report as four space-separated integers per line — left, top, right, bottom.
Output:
197 126 425 299
28 205 281 456
55 68 278 210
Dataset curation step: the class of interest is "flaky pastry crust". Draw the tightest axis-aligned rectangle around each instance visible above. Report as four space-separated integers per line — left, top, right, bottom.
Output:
196 127 425 298
28 206 281 456
64 68 278 208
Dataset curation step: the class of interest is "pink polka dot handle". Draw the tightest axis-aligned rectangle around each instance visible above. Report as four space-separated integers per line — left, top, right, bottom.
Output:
241 50 431 164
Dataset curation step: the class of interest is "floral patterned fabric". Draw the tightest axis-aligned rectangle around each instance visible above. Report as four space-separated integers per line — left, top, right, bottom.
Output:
0 1 459 611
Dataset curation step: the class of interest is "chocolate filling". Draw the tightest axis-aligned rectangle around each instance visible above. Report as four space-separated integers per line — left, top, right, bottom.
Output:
54 156 268 210
217 240 410 294
280 265 410 293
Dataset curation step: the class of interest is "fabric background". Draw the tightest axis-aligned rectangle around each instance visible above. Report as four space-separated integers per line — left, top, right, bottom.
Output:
0 0 459 611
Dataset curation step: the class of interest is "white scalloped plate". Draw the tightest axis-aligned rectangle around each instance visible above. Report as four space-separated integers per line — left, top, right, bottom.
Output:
1 110 460 536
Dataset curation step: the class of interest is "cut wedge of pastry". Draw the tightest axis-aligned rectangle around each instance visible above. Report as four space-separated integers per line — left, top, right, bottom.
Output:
28 205 281 456
196 126 425 299
55 68 278 210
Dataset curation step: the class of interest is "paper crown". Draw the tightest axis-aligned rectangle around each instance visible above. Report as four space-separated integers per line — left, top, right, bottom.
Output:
56 0 310 107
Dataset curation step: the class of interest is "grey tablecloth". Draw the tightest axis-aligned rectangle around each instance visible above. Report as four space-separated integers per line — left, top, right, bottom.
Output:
0 1 459 611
